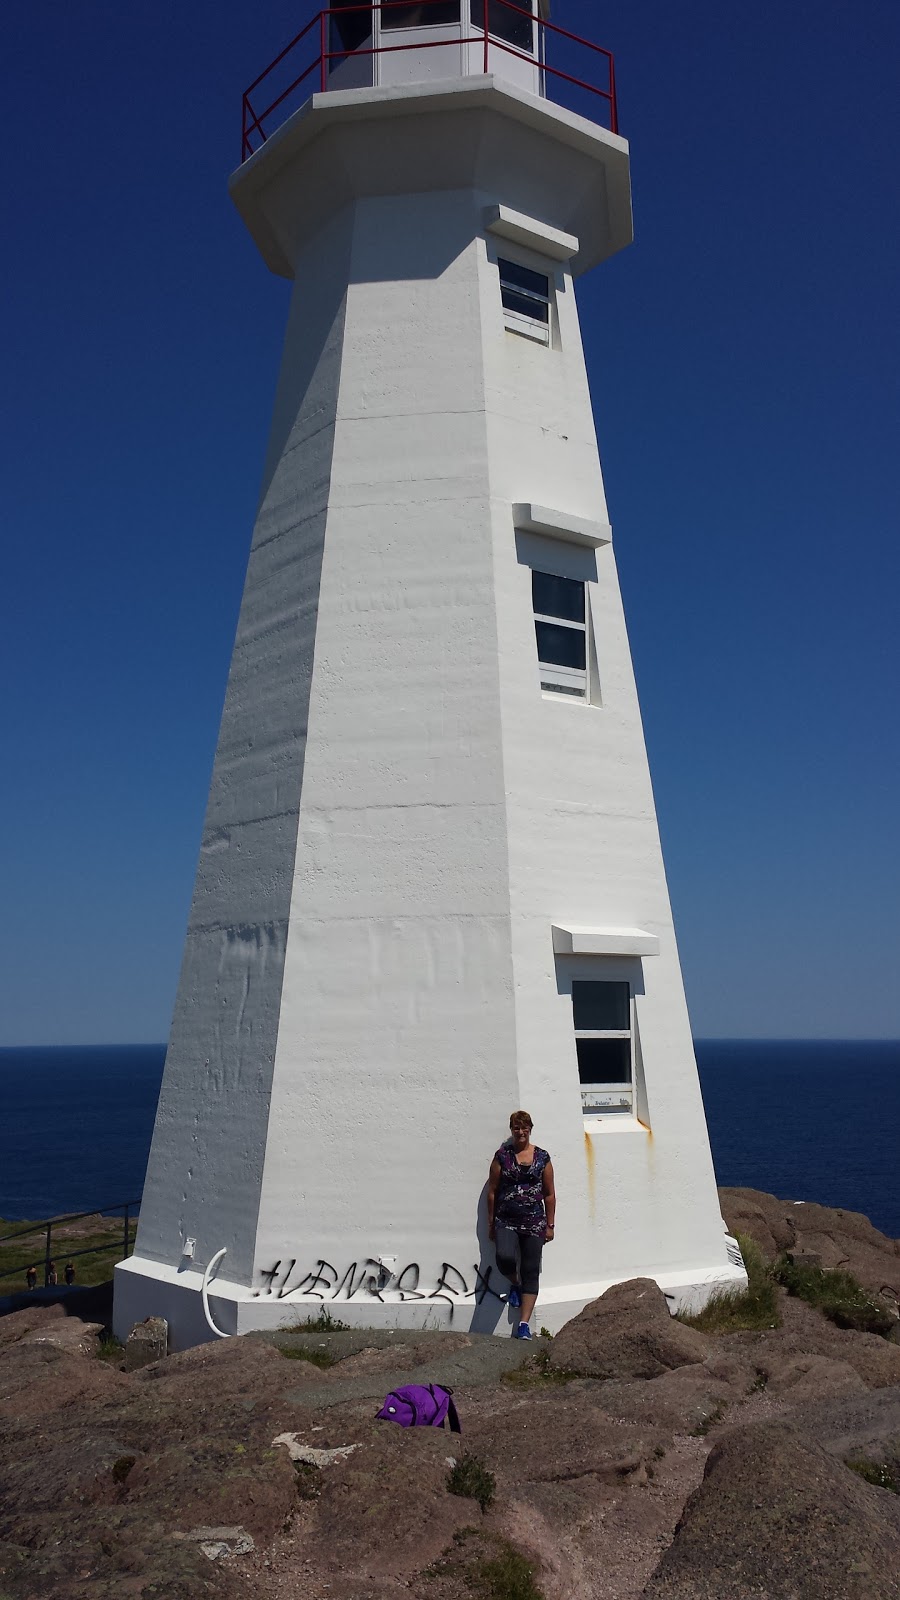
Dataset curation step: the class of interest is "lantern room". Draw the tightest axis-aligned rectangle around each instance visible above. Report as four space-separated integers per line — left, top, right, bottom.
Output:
240 1 618 162
328 0 548 95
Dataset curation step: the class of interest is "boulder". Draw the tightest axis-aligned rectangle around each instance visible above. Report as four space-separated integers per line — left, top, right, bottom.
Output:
592 1363 740 1434
643 1420 900 1599
0 1302 66 1347
462 1383 668 1484
125 1314 168 1371
549 1278 710 1380
786 1386 900 1483
732 1293 900 1390
20 1317 104 1358
762 1352 867 1405
302 1426 474 1580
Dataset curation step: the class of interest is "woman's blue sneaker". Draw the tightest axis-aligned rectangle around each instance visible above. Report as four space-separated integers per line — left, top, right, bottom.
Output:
515 1322 532 1339
508 1286 522 1308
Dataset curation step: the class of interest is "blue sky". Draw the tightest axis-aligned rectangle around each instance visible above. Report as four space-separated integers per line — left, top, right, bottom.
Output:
2 0 898 1044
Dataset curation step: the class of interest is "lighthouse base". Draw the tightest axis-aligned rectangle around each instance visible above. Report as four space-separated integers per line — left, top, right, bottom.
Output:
113 1250 748 1352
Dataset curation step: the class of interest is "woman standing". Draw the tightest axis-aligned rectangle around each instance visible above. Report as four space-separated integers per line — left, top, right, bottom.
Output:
486 1111 556 1339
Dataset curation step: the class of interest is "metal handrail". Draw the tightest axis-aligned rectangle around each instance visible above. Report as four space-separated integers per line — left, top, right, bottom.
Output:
241 0 618 163
0 1200 140 1287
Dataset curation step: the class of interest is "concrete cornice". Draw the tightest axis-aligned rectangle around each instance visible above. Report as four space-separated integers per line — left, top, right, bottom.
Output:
229 75 632 280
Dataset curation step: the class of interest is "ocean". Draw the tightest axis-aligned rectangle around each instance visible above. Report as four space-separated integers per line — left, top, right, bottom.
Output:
0 1040 897 1237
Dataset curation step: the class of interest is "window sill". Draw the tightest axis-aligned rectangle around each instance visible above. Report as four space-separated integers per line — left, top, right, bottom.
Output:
504 314 549 345
583 1117 649 1135
541 689 598 708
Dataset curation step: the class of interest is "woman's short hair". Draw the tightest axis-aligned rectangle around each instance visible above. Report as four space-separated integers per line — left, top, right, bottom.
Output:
509 1110 533 1128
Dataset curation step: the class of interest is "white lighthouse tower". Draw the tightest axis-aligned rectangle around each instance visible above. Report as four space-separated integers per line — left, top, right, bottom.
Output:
115 1 745 1349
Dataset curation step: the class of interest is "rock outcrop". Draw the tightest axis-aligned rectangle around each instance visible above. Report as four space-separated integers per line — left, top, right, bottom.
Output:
643 1421 900 1600
720 1186 900 1305
0 1192 898 1600
547 1277 710 1380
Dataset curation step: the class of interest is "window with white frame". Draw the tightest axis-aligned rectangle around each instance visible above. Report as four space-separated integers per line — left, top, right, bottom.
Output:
470 0 534 50
498 258 550 342
572 980 633 1114
532 569 587 697
382 2 460 28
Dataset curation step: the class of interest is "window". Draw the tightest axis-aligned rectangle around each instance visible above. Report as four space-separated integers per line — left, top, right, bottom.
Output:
382 1 460 27
532 569 587 696
499 258 550 342
572 981 633 1115
470 0 534 50
331 0 374 51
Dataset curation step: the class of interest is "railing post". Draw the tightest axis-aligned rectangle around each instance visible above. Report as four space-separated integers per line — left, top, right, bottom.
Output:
44 1222 52 1288
483 0 489 74
609 54 618 134
320 8 327 92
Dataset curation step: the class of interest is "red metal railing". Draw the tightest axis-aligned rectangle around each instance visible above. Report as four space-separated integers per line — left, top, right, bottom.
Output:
241 0 617 163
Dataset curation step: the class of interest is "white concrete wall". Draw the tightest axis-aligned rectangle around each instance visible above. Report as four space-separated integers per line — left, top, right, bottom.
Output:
118 85 740 1348
251 189 522 1291
133 210 355 1282
480 246 729 1296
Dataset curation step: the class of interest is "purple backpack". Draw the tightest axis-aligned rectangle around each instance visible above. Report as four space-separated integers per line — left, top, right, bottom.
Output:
375 1383 461 1433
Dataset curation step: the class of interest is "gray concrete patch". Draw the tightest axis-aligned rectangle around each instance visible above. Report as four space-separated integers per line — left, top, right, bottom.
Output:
250 1325 535 1407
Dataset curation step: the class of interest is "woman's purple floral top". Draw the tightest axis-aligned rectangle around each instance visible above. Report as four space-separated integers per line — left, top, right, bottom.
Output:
494 1144 551 1238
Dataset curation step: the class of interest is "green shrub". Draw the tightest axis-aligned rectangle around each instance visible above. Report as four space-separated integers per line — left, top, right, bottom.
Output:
111 1456 136 1484
96 1334 125 1365
846 1457 900 1493
473 1546 544 1600
447 1453 496 1512
296 1308 350 1332
678 1236 780 1334
774 1259 895 1338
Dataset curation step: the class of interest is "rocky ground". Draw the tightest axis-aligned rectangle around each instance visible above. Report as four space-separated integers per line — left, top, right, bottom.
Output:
1 1189 899 1600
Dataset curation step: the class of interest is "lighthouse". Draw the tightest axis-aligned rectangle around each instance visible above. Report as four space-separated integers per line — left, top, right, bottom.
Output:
115 1 746 1349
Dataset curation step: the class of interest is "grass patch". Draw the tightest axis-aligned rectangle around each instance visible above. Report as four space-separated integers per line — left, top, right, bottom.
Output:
773 1259 895 1338
677 1236 780 1334
278 1344 336 1369
501 1349 578 1389
0 1214 137 1291
96 1334 125 1365
427 1530 545 1600
846 1458 900 1493
472 1546 544 1600
447 1453 496 1513
295 1309 350 1333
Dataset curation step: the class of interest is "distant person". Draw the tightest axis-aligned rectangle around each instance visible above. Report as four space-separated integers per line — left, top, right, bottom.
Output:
26 1264 37 1291
64 1261 75 1286
486 1110 555 1340
45 1260 58 1287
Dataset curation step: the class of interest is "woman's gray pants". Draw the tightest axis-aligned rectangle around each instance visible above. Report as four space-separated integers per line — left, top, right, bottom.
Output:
495 1227 543 1294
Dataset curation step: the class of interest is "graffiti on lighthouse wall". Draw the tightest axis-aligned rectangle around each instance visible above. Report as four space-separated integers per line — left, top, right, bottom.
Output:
252 1254 506 1307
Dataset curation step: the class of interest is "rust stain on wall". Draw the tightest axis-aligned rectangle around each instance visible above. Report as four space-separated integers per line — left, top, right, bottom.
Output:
583 1129 596 1220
